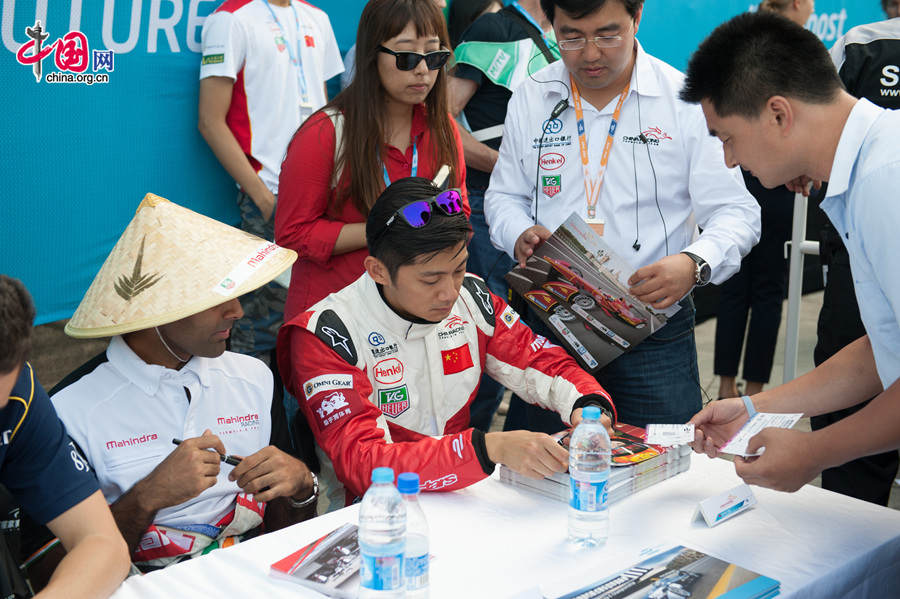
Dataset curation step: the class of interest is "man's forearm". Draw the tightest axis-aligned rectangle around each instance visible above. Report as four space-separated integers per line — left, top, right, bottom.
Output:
37 533 129 599
810 376 900 471
458 126 498 173
753 336 882 416
198 118 270 208
110 480 160 554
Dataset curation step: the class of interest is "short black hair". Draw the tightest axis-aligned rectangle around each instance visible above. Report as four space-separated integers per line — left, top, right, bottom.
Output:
680 12 843 118
366 177 471 280
0 275 36 375
540 0 643 24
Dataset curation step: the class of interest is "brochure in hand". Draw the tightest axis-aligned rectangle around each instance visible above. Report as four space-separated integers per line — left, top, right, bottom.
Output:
550 545 780 599
269 523 360 598
505 212 680 372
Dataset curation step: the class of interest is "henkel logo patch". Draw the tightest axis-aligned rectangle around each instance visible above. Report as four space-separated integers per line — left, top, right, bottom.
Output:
105 433 158 450
539 152 565 170
378 385 410 418
374 358 404 384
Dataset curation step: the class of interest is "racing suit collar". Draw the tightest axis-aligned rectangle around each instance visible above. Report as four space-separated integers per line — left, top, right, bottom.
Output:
365 275 443 340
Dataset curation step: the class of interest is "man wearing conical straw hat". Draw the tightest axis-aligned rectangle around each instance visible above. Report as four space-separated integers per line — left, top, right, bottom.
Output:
48 194 318 570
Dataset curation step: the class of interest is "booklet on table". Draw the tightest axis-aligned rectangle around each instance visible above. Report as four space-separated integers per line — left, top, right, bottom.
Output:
550 545 780 599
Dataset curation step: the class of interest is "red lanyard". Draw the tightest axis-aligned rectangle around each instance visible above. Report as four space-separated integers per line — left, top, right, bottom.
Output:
569 74 630 219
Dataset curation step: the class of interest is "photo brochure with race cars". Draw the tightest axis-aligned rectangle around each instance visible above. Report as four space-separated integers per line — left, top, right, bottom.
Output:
551 545 780 599
269 523 360 597
506 212 680 372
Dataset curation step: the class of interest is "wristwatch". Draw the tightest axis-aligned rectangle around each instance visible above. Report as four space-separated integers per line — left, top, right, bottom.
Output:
681 251 711 287
289 472 319 509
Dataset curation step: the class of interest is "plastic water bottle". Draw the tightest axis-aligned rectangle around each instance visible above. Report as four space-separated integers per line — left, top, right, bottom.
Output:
398 473 429 599
359 467 406 598
568 406 611 547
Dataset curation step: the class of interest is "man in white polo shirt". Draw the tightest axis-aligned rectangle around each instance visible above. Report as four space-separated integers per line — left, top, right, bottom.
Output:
484 0 760 429
683 12 900 492
198 0 343 364
50 195 317 569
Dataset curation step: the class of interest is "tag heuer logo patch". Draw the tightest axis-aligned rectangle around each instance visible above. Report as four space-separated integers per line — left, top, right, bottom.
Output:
377 385 410 418
202 53 224 65
541 175 561 197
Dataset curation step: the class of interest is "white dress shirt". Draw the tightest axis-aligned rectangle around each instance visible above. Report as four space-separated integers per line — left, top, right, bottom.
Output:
485 42 760 282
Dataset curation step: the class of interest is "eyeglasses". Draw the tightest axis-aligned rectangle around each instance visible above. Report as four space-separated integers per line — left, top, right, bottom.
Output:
384 189 464 230
558 35 626 51
378 46 451 71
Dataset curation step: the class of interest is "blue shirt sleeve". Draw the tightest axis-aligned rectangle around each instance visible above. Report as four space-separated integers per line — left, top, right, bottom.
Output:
1 363 98 525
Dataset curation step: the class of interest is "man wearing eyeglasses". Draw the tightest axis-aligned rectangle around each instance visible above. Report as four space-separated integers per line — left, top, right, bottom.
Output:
485 0 760 430
278 177 616 510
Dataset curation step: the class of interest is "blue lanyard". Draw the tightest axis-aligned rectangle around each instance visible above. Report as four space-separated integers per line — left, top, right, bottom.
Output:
511 1 551 48
382 140 418 187
261 0 310 106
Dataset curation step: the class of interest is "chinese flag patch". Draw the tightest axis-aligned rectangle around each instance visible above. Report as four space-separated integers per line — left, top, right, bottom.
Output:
441 344 474 375
304 35 316 47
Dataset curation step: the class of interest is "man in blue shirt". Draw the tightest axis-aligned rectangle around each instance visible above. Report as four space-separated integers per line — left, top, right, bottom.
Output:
0 275 128 597
681 12 900 492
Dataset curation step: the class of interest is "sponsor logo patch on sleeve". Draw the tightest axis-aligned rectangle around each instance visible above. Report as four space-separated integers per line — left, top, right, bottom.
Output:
499 305 520 329
202 53 224 65
303 373 354 401
313 391 352 429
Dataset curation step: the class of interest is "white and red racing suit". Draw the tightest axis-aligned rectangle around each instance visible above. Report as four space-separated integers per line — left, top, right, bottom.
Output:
278 273 614 503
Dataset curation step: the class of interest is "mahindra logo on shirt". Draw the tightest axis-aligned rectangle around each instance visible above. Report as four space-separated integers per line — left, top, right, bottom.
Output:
374 358 404 384
539 152 565 170
217 413 260 427
105 433 158 450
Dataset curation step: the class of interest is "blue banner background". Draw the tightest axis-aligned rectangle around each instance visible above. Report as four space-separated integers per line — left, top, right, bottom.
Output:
0 0 884 324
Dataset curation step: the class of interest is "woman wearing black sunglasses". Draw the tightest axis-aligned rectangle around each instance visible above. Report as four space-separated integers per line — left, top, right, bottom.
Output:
276 0 469 325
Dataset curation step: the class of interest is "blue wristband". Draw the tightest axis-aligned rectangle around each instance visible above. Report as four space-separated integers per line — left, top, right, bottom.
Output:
741 395 758 419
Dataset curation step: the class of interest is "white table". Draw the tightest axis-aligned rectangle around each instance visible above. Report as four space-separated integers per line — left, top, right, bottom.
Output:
109 455 900 598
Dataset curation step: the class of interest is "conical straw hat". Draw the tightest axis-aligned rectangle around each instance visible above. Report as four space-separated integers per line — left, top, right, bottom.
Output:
66 193 297 338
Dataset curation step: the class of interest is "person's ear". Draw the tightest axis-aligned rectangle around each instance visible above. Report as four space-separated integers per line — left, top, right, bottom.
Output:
364 255 391 286
767 95 794 136
633 4 644 33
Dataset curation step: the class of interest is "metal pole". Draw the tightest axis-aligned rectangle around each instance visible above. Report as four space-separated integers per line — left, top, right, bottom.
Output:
783 192 808 383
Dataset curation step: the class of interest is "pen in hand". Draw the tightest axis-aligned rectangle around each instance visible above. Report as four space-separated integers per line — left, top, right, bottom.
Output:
172 438 243 466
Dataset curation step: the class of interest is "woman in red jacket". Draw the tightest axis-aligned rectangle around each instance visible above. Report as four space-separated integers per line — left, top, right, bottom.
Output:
276 0 469 322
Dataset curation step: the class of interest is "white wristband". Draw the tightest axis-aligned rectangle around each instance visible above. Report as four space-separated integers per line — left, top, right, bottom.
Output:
741 395 758 419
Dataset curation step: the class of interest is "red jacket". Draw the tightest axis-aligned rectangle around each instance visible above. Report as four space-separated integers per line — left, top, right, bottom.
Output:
277 273 614 502
275 104 469 321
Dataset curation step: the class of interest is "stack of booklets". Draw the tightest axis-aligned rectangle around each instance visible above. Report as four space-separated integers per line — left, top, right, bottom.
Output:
269 523 360 598
499 423 691 504
549 545 780 599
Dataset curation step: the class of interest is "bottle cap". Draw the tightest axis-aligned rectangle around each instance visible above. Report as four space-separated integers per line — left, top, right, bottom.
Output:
371 467 394 484
582 406 602 421
397 472 420 494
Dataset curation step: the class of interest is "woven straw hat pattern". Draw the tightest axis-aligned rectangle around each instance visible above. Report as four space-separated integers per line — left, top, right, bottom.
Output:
65 193 297 338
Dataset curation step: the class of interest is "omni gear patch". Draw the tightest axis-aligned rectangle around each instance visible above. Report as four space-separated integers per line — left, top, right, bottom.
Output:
315 310 357 365
462 276 495 326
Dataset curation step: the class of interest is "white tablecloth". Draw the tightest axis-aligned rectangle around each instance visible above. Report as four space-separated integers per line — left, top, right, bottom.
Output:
109 455 900 598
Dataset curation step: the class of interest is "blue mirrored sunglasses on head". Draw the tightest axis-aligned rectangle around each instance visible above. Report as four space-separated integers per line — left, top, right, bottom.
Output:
384 189 464 230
